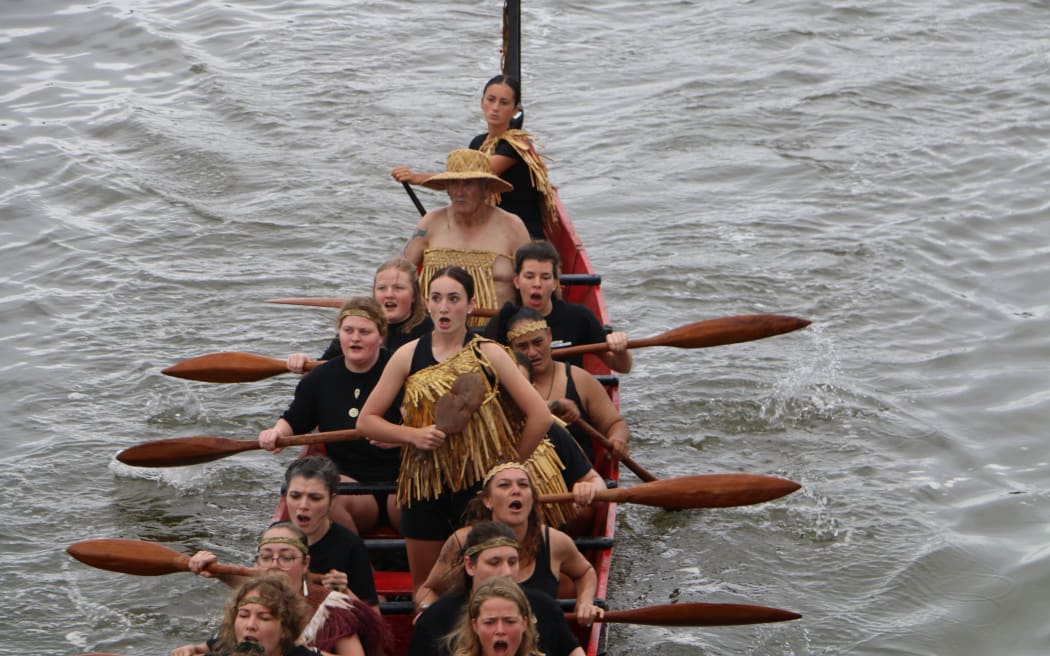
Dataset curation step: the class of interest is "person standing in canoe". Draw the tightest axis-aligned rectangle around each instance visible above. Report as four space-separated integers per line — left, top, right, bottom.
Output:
260 298 403 535
286 257 433 372
398 149 531 327
392 74 556 241
488 239 633 373
357 266 550 594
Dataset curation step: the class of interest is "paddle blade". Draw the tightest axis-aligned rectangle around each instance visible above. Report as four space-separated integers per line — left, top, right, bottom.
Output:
613 473 800 510
68 539 189 576
600 601 801 626
116 436 259 467
645 314 811 350
162 352 291 383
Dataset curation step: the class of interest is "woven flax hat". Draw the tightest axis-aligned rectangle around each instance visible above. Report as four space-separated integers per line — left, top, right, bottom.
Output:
422 149 513 194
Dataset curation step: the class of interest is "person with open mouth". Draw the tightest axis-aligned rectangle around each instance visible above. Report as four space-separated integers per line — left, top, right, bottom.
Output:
286 256 434 373
172 524 391 656
408 521 587 656
359 267 550 597
262 297 404 536
413 462 602 628
450 576 541 656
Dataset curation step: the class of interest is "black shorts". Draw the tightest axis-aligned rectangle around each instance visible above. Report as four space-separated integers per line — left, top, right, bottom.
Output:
399 483 481 541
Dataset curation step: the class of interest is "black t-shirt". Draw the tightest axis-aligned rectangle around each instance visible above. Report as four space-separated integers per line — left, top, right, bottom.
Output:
280 351 402 482
308 521 378 606
408 587 580 656
545 298 607 369
547 421 593 485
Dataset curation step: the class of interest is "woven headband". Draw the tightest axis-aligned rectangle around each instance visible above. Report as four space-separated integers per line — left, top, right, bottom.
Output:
237 595 270 609
257 536 308 556
483 461 529 487
506 319 548 343
464 536 520 558
338 308 380 323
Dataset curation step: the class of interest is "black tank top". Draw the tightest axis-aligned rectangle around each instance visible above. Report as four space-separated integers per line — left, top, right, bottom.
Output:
563 362 596 462
520 525 558 599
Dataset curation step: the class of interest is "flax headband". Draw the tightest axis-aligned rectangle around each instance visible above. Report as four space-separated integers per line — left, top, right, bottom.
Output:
257 536 308 555
237 595 270 609
464 536 520 558
483 461 529 487
338 308 380 323
506 319 548 343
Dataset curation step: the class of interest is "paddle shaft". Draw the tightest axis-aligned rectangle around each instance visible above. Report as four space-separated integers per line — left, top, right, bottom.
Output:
551 314 810 359
536 473 800 510
265 297 498 317
67 539 257 578
116 428 365 467
549 401 657 483
403 181 427 215
565 601 801 626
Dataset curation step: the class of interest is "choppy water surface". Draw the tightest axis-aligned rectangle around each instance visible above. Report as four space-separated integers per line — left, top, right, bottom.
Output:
2 0 1049 654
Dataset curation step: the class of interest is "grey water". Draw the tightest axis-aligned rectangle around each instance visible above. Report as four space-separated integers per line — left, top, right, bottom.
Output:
2 0 1049 654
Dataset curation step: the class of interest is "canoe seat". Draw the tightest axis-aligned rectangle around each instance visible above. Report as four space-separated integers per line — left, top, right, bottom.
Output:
374 570 413 597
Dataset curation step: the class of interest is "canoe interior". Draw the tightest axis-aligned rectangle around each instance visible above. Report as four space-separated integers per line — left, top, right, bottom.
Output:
274 193 620 655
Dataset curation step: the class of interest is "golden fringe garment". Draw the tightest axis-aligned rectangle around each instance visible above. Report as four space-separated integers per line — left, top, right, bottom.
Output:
524 438 576 528
398 336 520 505
421 248 506 328
478 129 559 235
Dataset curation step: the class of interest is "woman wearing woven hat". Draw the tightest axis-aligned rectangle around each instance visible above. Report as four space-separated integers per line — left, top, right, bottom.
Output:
259 297 404 535
401 149 531 327
393 75 555 241
357 266 550 595
412 461 602 626
174 523 392 656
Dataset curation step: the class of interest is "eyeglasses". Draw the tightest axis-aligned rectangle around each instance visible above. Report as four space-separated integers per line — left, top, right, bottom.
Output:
255 553 302 568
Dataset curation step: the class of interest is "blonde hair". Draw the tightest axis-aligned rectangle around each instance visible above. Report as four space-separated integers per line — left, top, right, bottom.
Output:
449 576 543 656
211 575 310 654
374 256 426 334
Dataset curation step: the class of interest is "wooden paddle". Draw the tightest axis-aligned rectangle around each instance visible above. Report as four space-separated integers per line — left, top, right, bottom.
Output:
265 297 497 318
536 473 800 510
116 428 364 467
162 352 321 383
566 601 800 626
549 400 658 483
551 313 811 359
67 539 257 578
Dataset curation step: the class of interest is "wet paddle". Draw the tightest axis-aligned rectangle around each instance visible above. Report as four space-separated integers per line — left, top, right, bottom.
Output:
566 601 801 626
549 401 658 483
116 428 364 467
67 539 257 578
536 473 800 510
551 314 811 359
162 352 321 383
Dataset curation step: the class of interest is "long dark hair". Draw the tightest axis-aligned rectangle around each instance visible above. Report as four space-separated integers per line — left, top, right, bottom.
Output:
429 265 475 301
482 74 521 107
